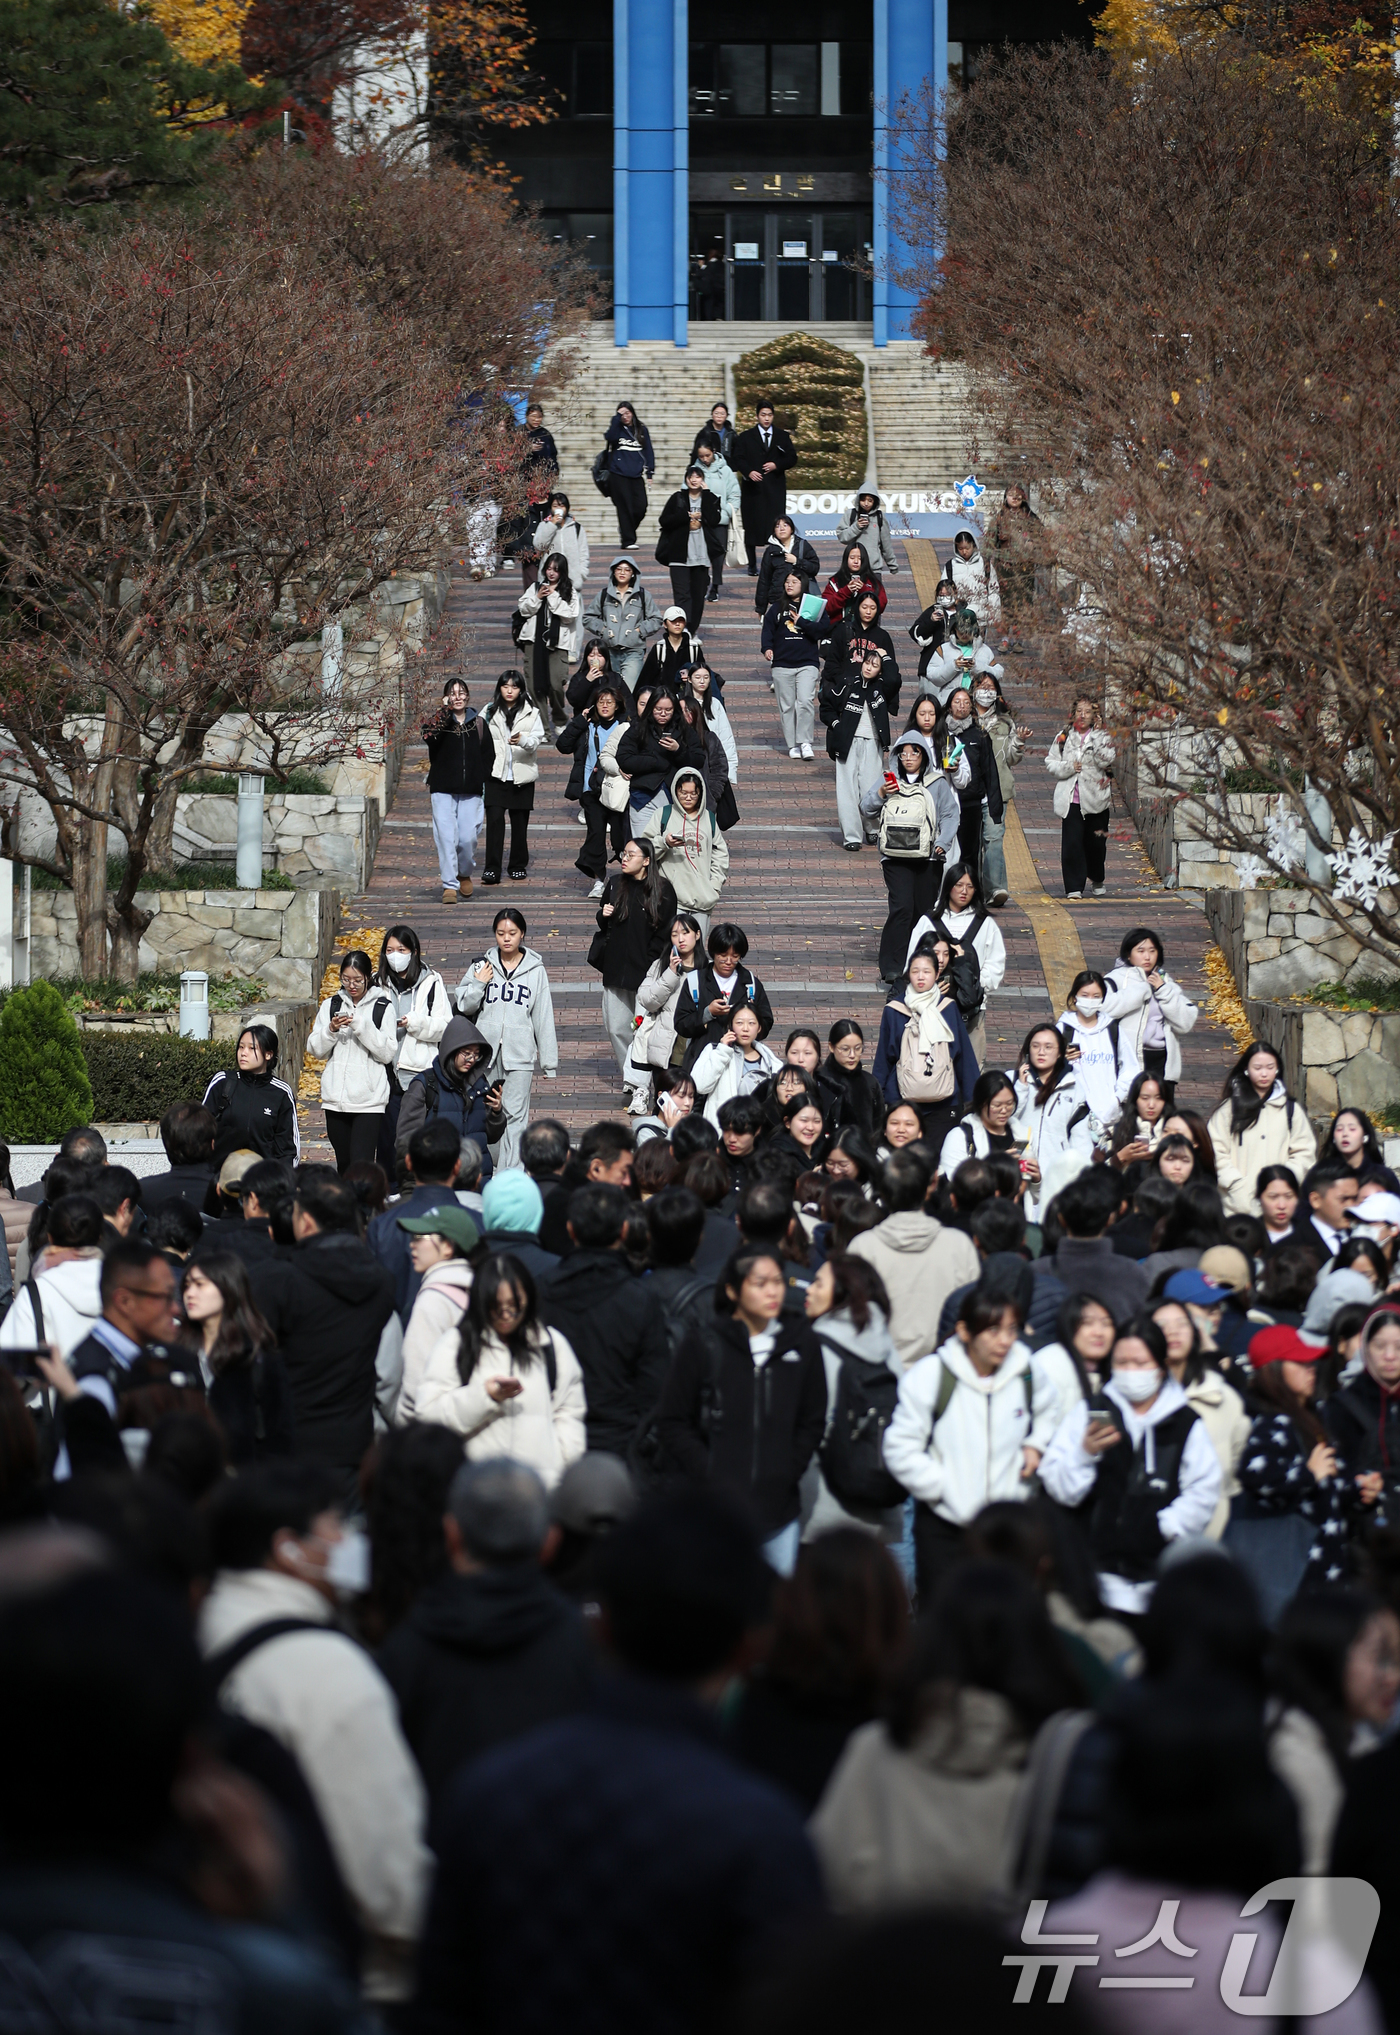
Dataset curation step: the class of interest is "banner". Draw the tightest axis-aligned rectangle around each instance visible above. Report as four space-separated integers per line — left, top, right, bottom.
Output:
785 488 985 546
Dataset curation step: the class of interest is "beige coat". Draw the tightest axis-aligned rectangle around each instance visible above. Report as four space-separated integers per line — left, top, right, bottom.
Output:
812 1688 1028 1913
1045 725 1115 817
397 1258 474 1423
1208 1087 1318 1214
0 1190 30 1280
415 1321 586 1487
1268 1702 1343 1875
849 1211 980 1369
1185 1369 1252 1538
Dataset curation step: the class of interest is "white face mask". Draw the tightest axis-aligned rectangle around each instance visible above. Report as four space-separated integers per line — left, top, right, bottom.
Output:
386 951 411 974
1075 995 1102 1017
973 688 996 708
324 1528 371 1599
1113 1368 1161 1405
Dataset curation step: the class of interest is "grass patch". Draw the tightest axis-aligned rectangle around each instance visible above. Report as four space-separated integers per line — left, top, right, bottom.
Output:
32 858 294 893
1305 977 1400 1014
50 972 269 1015
187 769 331 795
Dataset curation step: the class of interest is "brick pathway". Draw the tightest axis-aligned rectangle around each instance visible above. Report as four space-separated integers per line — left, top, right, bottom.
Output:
333 540 1238 1135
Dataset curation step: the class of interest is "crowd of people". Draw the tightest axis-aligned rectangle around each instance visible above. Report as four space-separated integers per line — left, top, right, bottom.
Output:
4 398 1397 2034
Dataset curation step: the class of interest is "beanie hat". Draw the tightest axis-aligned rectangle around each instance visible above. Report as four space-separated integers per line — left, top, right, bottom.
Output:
1298 1268 1380 1346
1248 1324 1319 1368
481 1170 545 1237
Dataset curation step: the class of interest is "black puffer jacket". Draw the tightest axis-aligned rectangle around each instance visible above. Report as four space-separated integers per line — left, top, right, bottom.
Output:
276 1232 396 1473
615 715 706 802
655 1313 827 1534
592 873 677 994
202 1067 300 1166
423 707 485 796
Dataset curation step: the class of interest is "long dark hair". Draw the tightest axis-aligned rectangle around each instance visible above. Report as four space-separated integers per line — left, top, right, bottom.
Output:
376 923 426 991
815 1251 891 1334
936 860 985 917
1273 1590 1383 1768
490 669 533 725
764 1528 908 1711
537 552 573 601
575 636 616 686
1322 1108 1386 1172
0 1142 13 1198
456 1252 546 1380
886 1562 1085 1749
1224 1042 1285 1139
1151 1179 1226 1253
610 837 668 928
182 1251 273 1376
1248 1357 1326 1449
1019 1023 1074 1109
1166 1108 1219 1181
1110 1071 1167 1157
615 399 646 435
833 542 876 588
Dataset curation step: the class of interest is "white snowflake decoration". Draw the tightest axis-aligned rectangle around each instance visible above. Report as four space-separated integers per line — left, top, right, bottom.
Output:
1330 828 1396 909
1264 808 1306 875
1236 855 1269 890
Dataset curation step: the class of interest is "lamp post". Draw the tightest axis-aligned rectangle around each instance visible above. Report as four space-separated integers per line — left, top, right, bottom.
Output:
236 774 265 890
179 970 210 1040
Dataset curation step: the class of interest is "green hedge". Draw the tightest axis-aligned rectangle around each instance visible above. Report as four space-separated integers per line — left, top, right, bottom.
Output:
0 982 95 1141
81 1034 237 1123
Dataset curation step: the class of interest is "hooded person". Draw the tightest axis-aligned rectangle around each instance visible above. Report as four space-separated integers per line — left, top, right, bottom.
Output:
947 525 1001 634
582 555 663 690
836 484 900 576
639 767 730 932
860 730 963 990
396 1015 504 1176
454 909 558 1171
920 605 1005 705
479 1171 559 1285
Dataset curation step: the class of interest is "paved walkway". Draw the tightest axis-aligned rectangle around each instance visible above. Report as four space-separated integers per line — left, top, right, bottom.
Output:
333 538 1238 1135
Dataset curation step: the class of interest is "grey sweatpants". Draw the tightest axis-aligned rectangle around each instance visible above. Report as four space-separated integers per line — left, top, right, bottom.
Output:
773 665 818 750
835 733 883 847
486 1060 533 1172
602 986 647 1094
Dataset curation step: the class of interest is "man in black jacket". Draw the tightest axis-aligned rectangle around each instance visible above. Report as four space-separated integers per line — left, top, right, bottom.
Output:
143 1102 218 1217
539 1184 671 1459
379 1458 594 1822
424 678 486 905
674 920 774 1070
732 400 798 573
281 1170 396 1491
654 466 724 632
368 1120 464 1322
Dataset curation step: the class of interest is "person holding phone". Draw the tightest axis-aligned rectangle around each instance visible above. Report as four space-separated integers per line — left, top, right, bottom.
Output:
1045 694 1115 899
454 908 558 1172
307 949 399 1172
394 1016 505 1183
531 489 590 592
674 920 775 1072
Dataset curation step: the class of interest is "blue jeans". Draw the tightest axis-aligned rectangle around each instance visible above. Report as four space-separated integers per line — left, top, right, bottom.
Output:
431 792 483 888
982 803 1008 897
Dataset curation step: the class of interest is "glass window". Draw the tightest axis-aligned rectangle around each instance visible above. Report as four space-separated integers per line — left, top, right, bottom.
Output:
770 45 817 115
688 43 717 116
717 45 766 117
820 43 840 115
574 43 611 117
840 41 872 117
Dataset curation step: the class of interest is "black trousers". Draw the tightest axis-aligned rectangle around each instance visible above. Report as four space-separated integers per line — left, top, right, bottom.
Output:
1140 1044 1176 1106
913 1505 967 1606
1060 803 1109 894
612 477 648 550
324 1110 382 1174
484 802 531 875
375 1084 404 1177
709 550 725 596
576 794 631 879
879 857 942 984
669 564 709 633
956 801 984 883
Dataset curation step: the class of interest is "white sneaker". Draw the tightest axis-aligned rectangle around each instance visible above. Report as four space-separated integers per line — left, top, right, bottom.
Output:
991 888 1009 908
587 879 605 899
1066 890 1083 900
788 747 802 759
576 810 587 826
1096 882 1108 897
800 742 814 760
626 1088 651 1116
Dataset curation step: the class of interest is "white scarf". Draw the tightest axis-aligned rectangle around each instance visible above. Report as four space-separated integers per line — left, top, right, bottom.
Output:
901 982 954 1054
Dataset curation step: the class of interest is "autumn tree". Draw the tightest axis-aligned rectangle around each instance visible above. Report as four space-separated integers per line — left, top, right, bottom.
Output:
891 45 1400 964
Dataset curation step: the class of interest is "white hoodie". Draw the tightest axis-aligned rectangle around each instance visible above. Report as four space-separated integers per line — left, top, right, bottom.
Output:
309 988 398 1113
882 1335 1060 1525
691 1036 783 1127
1010 1074 1095 1222
1059 1008 1139 1131
1039 1374 1223 1612
383 965 451 1079
0 1253 103 1359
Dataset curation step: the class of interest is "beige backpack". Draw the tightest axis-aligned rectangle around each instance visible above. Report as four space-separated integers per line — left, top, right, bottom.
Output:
889 1000 955 1103
878 785 934 860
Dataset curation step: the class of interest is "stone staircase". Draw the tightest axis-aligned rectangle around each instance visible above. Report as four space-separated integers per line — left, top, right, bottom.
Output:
538 320 977 550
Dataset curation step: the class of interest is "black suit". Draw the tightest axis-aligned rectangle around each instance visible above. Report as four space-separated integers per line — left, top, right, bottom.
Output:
732 425 798 568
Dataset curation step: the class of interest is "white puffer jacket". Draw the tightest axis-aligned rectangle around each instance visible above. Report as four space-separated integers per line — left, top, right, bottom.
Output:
882 1335 1060 1526
1045 725 1115 817
531 513 590 588
415 1322 587 1488
1010 1074 1095 1222
1103 963 1199 1084
385 966 451 1080
481 701 545 790
633 955 699 1071
309 989 398 1113
690 1037 783 1127
516 582 582 662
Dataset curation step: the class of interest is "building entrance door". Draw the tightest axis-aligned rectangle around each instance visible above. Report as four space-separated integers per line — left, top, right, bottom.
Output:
690 209 871 321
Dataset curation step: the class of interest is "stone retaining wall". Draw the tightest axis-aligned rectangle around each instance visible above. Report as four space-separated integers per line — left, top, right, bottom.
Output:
172 792 380 890
1206 888 1400 1117
77 996 318 1082
31 886 341 1001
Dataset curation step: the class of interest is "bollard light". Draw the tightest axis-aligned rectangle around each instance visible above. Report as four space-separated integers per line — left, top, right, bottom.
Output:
179 969 210 1040
236 773 265 891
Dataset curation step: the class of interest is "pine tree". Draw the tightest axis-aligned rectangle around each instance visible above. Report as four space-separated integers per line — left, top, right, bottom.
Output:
0 982 95 1143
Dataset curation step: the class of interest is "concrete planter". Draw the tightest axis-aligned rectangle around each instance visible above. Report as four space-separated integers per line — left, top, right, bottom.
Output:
172 792 381 890
76 996 319 1082
31 886 341 1002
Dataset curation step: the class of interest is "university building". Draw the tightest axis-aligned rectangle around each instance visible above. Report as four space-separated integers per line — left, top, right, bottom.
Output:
504 0 1090 347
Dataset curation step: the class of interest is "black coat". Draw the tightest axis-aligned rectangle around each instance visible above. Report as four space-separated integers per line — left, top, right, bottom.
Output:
940 719 1005 821
592 873 677 994
379 1566 594 1819
674 963 774 1068
656 1312 827 1533
556 710 625 804
202 1067 301 1168
654 487 724 568
522 425 559 497
818 1054 887 1140
615 717 705 801
908 604 951 676
755 536 820 616
538 1248 672 1458
208 1348 297 1465
691 419 736 463
141 1162 217 1219
1326 1371 1400 1512
277 1233 396 1473
733 425 798 540
423 708 486 797
819 667 900 763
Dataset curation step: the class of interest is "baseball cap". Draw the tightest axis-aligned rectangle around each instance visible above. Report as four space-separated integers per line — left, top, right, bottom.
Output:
217 1149 261 1196
661 604 687 622
551 1452 638 1535
1163 1269 1227 1307
1197 1246 1252 1293
1248 1324 1320 1368
396 1205 481 1254
1355 1191 1400 1228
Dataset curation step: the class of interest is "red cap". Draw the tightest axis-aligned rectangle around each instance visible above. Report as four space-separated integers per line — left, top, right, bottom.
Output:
1249 1325 1320 1368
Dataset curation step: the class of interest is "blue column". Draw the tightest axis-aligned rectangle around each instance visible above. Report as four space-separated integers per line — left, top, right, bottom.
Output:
873 0 943 345
613 0 688 347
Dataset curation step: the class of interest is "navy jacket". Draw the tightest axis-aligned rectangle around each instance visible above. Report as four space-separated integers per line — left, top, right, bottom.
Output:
410 1676 822 2035
872 995 981 1109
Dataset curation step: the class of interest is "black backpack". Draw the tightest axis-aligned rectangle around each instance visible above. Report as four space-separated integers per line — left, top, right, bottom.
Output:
925 911 987 1024
818 1345 904 1511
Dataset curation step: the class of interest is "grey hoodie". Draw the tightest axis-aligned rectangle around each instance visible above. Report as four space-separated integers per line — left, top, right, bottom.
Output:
582 558 663 654
638 767 729 913
455 947 558 1076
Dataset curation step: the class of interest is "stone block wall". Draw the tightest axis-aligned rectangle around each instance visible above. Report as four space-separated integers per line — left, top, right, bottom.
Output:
31 885 341 1001
173 792 380 890
1206 889 1400 1118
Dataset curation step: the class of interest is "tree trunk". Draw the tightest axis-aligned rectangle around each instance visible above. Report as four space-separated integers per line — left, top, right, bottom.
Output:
145 779 179 871
70 815 110 980
106 897 153 985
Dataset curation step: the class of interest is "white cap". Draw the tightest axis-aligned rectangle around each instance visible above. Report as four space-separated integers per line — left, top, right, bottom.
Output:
1356 1191 1400 1228
662 604 687 622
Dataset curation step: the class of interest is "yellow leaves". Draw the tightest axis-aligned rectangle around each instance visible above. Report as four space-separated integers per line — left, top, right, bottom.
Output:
1216 707 1229 725
1171 390 1180 404
147 0 253 72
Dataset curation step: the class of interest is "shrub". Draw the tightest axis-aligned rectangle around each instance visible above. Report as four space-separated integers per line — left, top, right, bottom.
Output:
188 769 331 795
32 859 295 893
734 331 868 488
82 1035 237 1124
0 981 95 1141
